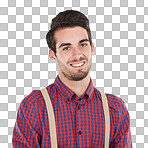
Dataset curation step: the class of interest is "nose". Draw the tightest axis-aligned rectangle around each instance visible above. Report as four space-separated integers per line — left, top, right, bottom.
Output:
71 46 82 60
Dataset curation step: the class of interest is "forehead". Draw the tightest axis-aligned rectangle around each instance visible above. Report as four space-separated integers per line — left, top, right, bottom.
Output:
54 26 89 44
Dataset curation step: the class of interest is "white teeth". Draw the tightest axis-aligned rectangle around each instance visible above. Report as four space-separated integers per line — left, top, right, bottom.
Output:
72 62 84 67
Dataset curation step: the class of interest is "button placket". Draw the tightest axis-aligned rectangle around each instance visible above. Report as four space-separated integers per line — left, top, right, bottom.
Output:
77 104 82 138
78 131 82 135
78 105 81 110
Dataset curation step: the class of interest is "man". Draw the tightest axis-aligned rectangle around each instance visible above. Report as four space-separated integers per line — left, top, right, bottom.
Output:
12 10 132 147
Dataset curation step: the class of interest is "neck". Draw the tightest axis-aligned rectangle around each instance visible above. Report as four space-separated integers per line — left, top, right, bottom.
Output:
59 73 91 98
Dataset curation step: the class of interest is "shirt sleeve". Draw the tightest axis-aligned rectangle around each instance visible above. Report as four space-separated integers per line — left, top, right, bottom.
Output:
111 101 133 148
12 98 41 148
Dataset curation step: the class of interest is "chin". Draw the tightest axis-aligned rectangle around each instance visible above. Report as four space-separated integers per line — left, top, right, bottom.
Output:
67 72 89 81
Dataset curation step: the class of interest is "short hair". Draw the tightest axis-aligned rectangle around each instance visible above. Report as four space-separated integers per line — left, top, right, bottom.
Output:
46 10 92 54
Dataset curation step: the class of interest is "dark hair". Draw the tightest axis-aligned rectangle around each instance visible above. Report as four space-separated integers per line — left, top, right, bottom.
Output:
46 10 92 54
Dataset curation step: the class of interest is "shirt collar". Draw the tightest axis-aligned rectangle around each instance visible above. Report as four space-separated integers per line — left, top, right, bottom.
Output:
85 78 94 103
54 75 94 103
54 76 74 103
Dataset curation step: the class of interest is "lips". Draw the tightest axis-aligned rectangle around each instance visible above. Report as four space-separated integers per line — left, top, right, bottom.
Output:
70 61 85 68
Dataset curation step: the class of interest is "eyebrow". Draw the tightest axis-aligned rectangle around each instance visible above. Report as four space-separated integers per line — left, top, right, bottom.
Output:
59 43 71 49
79 39 89 43
58 39 89 49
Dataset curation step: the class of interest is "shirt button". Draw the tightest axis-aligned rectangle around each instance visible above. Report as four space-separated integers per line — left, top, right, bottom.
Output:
78 131 82 135
78 106 81 110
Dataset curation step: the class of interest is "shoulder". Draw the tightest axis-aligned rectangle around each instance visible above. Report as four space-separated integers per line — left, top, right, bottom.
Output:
21 89 42 108
94 88 128 114
105 93 126 111
19 83 54 110
105 93 130 121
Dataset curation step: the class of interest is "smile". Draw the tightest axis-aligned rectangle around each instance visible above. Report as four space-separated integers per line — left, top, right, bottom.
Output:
70 61 85 68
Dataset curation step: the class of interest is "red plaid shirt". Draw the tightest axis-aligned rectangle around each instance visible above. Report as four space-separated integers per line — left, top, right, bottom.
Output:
12 76 132 147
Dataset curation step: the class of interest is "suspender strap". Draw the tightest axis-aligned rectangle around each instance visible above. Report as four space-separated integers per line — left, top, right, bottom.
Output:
41 88 58 148
41 87 110 148
101 92 110 148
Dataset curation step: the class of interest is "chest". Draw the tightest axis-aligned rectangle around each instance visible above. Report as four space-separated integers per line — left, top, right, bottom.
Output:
47 99 117 147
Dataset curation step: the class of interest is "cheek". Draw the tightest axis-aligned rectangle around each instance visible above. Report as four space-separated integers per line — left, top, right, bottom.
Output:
85 51 92 60
57 54 69 65
60 51 72 61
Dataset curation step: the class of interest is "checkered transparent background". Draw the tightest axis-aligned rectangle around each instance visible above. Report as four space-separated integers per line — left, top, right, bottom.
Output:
0 0 148 147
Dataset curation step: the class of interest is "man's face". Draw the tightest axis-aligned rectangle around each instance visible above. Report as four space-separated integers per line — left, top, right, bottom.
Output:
50 26 94 81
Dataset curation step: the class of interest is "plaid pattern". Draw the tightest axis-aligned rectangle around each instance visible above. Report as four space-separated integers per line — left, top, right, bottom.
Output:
1 1 148 147
12 76 132 147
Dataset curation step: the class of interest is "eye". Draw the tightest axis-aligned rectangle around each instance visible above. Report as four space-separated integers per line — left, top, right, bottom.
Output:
63 47 70 51
81 43 87 47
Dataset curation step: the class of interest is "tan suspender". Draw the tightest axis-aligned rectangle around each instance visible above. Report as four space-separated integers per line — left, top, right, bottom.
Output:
41 88 58 148
101 92 110 148
41 88 110 148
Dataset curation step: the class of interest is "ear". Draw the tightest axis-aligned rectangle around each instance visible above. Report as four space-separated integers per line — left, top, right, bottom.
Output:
49 49 57 62
91 42 95 54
